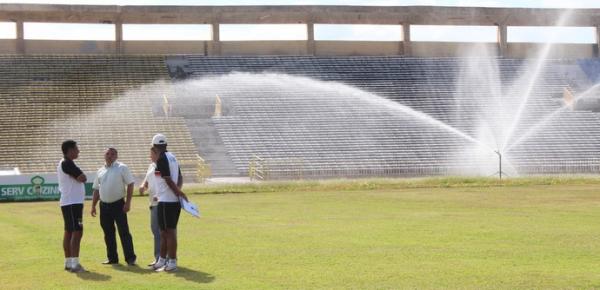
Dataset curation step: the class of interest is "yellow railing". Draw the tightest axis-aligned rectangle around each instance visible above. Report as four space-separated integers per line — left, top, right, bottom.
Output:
249 155 306 180
248 154 266 180
180 154 211 183
196 154 211 183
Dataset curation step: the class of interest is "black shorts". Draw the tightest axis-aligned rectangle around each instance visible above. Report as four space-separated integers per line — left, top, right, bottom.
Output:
158 202 181 231
61 203 83 232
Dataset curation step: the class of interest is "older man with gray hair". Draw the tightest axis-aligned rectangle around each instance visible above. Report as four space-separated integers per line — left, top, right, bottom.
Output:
91 147 137 266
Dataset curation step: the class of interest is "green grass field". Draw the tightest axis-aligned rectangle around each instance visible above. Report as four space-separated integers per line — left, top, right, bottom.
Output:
2 177 600 289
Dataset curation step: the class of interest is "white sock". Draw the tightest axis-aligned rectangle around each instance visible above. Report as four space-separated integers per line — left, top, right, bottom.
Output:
65 258 71 268
157 257 166 265
168 259 177 266
72 257 79 267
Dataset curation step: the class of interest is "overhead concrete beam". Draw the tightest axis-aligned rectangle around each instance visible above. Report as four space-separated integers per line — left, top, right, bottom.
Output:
1 4 599 57
0 4 598 26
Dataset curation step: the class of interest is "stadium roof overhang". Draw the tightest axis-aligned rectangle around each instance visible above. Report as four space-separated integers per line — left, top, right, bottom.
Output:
0 4 598 26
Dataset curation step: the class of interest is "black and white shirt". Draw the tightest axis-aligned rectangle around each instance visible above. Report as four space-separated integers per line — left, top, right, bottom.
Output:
57 158 85 206
154 151 182 203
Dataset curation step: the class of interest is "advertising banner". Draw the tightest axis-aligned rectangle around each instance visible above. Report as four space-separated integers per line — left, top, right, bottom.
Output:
0 174 94 202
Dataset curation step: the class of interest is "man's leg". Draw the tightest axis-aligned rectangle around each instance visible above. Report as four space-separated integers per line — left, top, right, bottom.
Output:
70 230 83 257
165 229 177 260
67 204 86 273
114 199 136 264
100 202 118 262
159 230 168 258
61 205 72 269
164 203 181 271
63 231 72 269
63 231 72 258
150 206 160 261
152 203 168 270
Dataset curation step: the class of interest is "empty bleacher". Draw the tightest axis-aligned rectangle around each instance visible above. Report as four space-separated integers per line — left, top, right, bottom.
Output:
172 56 600 177
0 55 198 178
2 54 599 179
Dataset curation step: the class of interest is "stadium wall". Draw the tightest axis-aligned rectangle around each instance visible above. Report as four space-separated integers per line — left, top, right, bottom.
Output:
0 4 599 58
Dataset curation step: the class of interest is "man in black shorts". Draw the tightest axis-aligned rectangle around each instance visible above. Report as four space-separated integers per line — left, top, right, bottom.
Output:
57 140 88 273
149 134 188 272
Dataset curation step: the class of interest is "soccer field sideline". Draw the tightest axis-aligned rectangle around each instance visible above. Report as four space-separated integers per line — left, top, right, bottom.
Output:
2 179 600 289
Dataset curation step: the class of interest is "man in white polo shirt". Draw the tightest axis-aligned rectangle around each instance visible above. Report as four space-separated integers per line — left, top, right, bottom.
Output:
90 147 137 265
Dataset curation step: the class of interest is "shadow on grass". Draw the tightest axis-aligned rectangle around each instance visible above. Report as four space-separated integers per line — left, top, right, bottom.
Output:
172 266 215 284
107 264 215 284
74 270 111 281
109 264 153 275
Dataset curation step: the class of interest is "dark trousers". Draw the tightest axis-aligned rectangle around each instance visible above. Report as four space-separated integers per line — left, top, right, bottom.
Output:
100 198 136 263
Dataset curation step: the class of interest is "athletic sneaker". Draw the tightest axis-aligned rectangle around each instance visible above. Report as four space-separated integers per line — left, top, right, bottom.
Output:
151 261 166 271
147 260 157 267
164 262 177 272
69 264 87 273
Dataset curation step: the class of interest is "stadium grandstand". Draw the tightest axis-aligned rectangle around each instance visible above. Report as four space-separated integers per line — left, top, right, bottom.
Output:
1 4 600 180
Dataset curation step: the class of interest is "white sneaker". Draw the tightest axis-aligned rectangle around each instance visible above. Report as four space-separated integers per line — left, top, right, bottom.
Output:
70 264 87 273
151 260 166 271
164 262 177 272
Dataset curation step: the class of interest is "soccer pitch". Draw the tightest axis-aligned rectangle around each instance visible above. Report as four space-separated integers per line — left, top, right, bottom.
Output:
2 177 600 289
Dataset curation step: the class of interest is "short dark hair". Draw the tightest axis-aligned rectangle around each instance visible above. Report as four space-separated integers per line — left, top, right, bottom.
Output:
61 140 77 155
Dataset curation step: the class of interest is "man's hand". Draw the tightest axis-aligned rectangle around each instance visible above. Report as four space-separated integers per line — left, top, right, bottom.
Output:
123 201 131 213
91 206 97 217
139 186 145 195
76 174 87 183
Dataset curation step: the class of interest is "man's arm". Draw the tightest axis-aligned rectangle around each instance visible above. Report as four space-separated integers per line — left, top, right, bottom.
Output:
122 165 135 213
156 153 187 201
164 177 187 201
123 183 134 213
91 189 99 217
62 160 86 183
91 172 100 217
139 180 148 195
177 168 183 189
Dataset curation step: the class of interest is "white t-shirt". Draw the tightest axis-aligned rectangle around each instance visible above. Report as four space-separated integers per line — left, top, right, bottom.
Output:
57 158 86 206
154 151 181 203
144 163 158 207
92 161 135 203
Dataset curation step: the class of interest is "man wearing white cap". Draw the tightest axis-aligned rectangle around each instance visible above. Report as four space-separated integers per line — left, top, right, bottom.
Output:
150 133 188 272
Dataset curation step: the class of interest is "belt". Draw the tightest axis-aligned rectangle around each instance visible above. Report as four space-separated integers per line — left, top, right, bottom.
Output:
100 198 124 205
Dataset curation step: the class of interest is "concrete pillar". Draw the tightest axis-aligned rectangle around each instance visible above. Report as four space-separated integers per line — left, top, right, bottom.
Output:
211 23 221 55
402 23 411 56
307 22 315 55
596 25 600 58
115 21 123 54
497 24 508 57
16 20 24 54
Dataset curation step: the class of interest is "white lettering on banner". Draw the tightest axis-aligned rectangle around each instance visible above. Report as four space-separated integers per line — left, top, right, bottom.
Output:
40 186 60 195
1 187 24 196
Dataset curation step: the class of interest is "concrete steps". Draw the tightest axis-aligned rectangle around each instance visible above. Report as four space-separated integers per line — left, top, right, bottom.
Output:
185 118 242 177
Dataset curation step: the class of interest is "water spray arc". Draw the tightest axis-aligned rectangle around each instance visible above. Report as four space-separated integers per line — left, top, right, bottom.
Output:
501 9 574 152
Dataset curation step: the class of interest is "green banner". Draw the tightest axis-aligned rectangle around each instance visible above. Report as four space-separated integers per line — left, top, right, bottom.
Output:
0 175 93 202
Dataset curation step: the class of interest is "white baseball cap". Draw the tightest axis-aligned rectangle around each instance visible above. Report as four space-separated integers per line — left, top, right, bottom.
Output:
152 133 167 145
